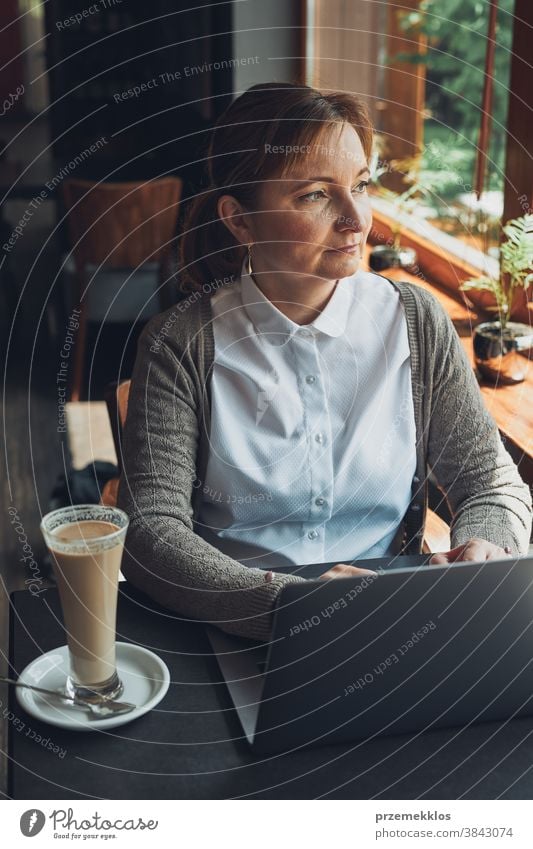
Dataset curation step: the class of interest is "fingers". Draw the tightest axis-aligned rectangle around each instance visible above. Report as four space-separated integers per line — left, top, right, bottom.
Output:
429 552 451 565
334 563 378 576
430 538 513 565
429 544 465 565
319 563 378 580
484 545 510 560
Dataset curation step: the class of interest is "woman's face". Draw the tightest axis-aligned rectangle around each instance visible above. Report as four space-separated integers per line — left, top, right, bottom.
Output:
246 123 372 283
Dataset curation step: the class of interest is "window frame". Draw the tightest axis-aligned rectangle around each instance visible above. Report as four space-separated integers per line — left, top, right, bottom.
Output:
302 0 533 322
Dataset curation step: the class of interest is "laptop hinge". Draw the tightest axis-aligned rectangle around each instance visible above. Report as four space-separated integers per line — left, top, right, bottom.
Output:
206 625 265 745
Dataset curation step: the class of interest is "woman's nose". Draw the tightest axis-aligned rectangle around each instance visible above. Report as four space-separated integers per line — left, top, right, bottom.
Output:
335 211 365 233
334 197 367 232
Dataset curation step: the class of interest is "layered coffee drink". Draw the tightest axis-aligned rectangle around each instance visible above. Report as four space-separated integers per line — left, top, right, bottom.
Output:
49 519 123 685
41 505 129 701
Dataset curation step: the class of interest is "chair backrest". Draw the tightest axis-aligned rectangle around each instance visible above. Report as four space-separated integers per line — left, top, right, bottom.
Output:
62 177 182 271
104 379 131 474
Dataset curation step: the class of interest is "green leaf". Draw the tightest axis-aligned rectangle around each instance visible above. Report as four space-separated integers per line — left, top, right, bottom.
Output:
459 276 500 295
389 52 430 65
500 215 533 285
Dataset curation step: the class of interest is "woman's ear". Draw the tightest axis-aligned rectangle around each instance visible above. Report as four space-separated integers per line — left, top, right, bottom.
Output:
217 194 254 246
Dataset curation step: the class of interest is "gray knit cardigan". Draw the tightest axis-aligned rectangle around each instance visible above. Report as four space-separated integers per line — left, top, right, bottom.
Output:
116 277 532 641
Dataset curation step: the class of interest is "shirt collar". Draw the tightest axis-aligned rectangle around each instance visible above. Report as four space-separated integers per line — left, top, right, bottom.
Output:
239 258 352 345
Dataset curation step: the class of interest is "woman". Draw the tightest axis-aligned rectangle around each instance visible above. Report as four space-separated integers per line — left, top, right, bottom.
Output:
117 82 532 641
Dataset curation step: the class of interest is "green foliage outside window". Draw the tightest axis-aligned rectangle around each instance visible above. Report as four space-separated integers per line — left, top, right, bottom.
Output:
386 0 516 252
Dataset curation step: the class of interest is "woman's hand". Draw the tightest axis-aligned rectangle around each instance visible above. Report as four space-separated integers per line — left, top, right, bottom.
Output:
318 563 378 580
429 537 513 565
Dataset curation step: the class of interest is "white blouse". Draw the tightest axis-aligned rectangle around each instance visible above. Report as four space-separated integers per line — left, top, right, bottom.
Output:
196 260 417 569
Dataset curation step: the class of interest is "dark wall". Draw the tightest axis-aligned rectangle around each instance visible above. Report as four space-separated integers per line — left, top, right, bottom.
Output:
43 0 234 188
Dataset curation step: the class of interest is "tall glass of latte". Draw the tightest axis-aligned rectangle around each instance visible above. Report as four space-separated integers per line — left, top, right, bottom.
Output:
40 504 129 702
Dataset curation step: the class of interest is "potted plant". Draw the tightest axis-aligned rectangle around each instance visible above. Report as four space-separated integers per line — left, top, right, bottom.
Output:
369 153 459 272
459 213 533 384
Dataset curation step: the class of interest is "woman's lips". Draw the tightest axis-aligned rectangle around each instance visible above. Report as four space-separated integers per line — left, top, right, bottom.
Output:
328 244 361 254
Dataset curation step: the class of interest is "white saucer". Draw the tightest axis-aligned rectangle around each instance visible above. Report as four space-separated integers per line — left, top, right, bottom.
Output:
15 642 170 731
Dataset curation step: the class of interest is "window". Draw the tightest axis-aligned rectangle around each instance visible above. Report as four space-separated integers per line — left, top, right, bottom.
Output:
305 0 525 282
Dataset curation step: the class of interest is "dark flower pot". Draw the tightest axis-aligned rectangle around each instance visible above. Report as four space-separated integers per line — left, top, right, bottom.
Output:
473 321 533 385
369 245 418 273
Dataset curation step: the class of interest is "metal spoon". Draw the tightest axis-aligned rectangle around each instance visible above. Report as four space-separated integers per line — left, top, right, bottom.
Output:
0 675 136 718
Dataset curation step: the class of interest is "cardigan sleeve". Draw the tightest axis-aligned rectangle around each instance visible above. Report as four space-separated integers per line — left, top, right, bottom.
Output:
425 294 532 554
116 322 306 642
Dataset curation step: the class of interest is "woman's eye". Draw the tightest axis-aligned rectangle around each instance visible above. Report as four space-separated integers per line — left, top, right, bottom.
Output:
300 189 328 203
299 182 370 203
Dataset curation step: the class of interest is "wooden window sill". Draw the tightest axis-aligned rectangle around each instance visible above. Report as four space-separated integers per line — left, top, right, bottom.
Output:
369 205 533 326
362 245 533 484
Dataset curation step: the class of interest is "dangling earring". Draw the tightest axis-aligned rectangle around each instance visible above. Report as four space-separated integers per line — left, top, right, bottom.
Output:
247 243 254 277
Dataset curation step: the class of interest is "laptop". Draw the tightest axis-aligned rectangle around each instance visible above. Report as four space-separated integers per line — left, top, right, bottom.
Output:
207 553 533 754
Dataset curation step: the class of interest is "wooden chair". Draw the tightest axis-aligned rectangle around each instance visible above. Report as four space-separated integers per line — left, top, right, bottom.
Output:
62 177 182 401
422 509 451 554
100 380 451 551
100 379 131 507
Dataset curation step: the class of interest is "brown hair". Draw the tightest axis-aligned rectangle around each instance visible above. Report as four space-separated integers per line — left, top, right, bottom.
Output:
179 82 374 294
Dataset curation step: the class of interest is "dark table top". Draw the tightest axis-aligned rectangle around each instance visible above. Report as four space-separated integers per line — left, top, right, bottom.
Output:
7 585 533 800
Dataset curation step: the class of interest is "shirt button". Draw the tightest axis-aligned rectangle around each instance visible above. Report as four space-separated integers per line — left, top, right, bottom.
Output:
411 503 421 511
305 375 316 384
413 475 421 485
315 432 324 443
315 497 326 506
308 529 319 540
